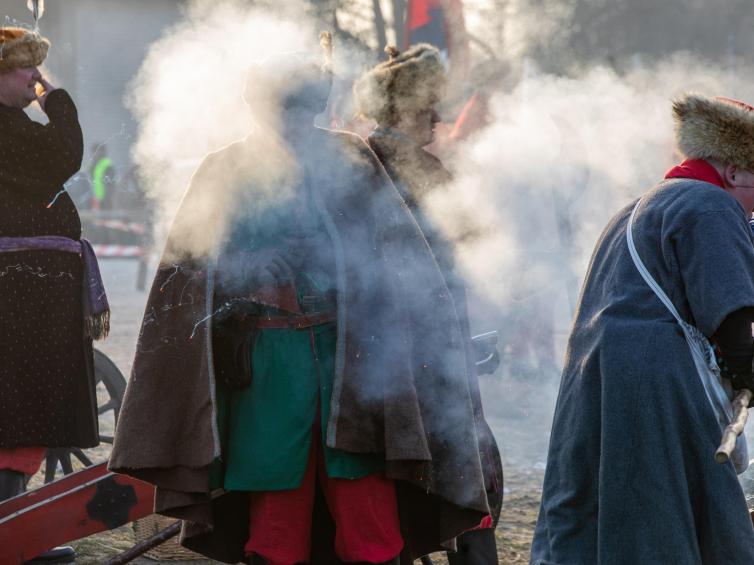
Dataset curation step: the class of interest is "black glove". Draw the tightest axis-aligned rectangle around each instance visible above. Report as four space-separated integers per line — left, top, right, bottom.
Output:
728 371 754 391
726 372 754 408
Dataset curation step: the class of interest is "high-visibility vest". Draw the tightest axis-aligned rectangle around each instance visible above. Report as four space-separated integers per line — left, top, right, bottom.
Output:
92 157 113 202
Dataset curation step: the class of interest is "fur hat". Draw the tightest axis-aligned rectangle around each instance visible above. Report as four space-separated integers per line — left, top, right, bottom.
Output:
672 93 754 169
243 32 333 116
0 27 49 75
353 43 448 125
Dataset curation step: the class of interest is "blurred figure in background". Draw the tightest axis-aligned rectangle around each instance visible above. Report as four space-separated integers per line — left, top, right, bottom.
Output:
445 57 562 388
84 143 116 211
449 59 514 144
355 43 500 565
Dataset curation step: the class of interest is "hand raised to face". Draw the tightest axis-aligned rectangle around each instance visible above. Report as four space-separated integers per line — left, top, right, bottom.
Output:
35 77 56 112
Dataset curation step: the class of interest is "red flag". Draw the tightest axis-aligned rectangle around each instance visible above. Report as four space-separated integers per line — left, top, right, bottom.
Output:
405 0 470 81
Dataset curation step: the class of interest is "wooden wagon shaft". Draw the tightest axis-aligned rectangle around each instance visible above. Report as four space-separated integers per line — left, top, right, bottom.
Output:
715 389 753 465
103 520 182 565
0 461 155 565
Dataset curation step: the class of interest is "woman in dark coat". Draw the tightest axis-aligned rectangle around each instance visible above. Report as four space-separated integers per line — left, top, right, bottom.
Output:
0 27 100 505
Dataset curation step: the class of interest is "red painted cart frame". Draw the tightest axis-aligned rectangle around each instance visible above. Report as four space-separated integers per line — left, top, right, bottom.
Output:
0 461 154 564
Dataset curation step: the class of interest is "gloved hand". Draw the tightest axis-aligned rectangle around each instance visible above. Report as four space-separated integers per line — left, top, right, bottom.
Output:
284 230 334 270
243 248 302 288
216 248 303 294
727 372 754 408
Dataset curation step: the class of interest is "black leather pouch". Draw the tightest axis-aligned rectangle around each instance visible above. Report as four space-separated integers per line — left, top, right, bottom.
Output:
213 315 258 391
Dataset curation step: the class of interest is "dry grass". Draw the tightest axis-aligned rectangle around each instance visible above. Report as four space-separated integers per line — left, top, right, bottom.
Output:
68 524 223 565
69 527 133 565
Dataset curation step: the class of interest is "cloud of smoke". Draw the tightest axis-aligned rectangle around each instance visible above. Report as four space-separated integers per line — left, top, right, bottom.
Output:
431 53 754 313
126 0 323 243
414 52 754 433
125 0 754 489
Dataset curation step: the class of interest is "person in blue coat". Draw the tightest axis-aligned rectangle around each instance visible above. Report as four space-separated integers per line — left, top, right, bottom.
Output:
531 94 754 564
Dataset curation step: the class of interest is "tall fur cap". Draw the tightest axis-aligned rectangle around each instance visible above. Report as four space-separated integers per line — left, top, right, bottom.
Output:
243 33 333 115
673 93 754 169
0 27 49 75
353 43 448 124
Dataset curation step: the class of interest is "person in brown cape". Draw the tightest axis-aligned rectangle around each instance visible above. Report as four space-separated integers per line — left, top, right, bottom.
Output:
354 44 500 565
109 34 488 565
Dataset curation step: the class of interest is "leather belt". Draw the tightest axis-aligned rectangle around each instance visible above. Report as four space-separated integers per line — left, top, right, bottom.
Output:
256 308 337 330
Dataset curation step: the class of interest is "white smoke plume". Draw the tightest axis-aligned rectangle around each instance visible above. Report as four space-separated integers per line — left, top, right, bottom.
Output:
430 53 754 315
126 0 754 416
126 0 323 242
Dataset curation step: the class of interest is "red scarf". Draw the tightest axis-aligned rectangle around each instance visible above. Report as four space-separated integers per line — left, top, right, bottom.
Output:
664 159 725 189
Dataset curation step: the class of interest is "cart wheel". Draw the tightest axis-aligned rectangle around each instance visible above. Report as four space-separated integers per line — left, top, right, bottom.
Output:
42 349 127 484
93 348 127 443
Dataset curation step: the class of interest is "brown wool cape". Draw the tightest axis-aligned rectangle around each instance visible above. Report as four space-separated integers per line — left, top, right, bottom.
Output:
366 134 497 484
109 127 489 564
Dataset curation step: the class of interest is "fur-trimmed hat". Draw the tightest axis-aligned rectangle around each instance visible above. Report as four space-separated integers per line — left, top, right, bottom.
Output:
0 27 49 75
672 93 754 169
353 43 448 125
243 32 333 117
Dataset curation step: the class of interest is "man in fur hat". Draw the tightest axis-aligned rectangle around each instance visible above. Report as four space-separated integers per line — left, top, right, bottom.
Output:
0 26 103 565
110 35 489 565
530 95 754 564
354 44 500 565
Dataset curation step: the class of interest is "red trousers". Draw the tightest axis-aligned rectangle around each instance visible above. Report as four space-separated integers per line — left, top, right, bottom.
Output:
245 434 403 565
0 446 46 475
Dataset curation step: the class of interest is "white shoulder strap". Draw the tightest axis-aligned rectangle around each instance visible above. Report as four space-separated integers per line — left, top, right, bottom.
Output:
626 196 684 325
626 196 749 474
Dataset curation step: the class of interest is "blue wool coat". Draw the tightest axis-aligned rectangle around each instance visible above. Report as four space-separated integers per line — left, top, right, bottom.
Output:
531 178 754 565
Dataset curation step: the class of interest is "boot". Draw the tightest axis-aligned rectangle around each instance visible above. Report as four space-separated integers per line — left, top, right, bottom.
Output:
23 546 76 564
350 557 400 565
447 528 498 565
0 469 25 502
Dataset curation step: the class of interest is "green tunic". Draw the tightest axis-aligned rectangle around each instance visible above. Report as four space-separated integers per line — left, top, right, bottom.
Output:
211 183 385 491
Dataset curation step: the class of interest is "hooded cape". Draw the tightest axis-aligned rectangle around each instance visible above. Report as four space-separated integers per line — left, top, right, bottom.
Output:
109 127 488 563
